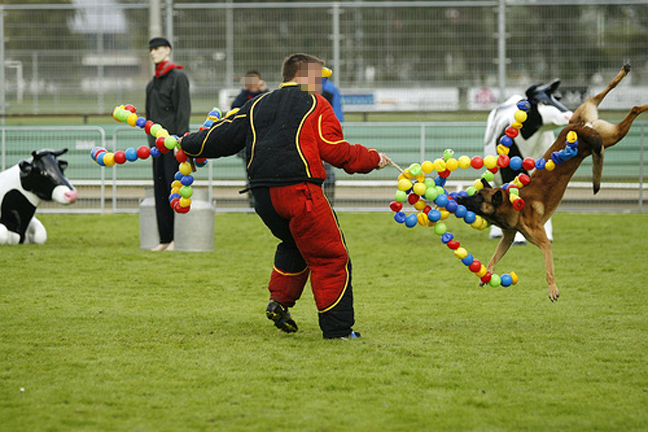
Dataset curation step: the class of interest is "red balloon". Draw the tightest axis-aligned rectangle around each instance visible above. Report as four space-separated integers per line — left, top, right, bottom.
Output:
389 201 403 212
512 198 525 211
175 149 188 163
505 126 519 138
422 205 432 214
488 166 499 174
175 204 190 214
124 104 136 114
447 240 460 250
518 173 531 185
155 136 170 153
195 158 207 164
522 158 535 171
497 154 510 168
469 260 481 272
480 272 492 284
438 169 451 178
471 156 484 169
137 145 150 159
407 193 419 205
144 120 154 135
113 150 127 165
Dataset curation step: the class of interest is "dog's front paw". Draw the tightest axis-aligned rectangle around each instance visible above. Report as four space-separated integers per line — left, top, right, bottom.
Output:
548 287 560 302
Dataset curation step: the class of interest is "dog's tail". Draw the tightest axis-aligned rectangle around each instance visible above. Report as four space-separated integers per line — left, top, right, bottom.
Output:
572 124 604 194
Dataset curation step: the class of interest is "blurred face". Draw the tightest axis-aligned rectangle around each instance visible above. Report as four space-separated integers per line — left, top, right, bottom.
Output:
295 62 323 94
241 75 261 92
150 46 171 65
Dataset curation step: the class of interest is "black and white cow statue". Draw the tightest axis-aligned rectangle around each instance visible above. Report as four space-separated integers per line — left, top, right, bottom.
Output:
484 79 573 243
0 148 77 244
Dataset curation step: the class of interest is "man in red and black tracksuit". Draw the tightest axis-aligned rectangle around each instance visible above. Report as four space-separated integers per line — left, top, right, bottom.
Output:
180 53 389 339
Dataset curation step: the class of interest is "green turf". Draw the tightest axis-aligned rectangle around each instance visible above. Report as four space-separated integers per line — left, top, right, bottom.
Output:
1 212 647 431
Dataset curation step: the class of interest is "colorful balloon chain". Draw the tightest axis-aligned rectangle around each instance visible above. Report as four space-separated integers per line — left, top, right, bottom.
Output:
90 104 222 213
388 101 579 287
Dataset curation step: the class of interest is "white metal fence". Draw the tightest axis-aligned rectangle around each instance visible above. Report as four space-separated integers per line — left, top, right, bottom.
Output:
2 122 645 214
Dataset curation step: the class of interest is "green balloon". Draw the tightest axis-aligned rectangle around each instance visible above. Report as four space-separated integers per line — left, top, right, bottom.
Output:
424 188 438 201
150 124 162 136
180 185 193 198
395 190 407 202
117 109 130 122
481 170 494 182
433 222 447 235
489 274 502 287
466 186 477 196
408 163 422 177
164 136 178 150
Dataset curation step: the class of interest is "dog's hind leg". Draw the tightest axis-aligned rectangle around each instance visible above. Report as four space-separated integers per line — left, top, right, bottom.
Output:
593 104 648 148
571 63 631 125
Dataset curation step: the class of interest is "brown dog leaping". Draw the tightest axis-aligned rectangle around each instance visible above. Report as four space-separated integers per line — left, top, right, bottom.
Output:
457 64 648 301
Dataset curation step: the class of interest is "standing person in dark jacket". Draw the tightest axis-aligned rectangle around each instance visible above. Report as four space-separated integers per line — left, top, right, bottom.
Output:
145 37 191 251
179 53 390 340
230 70 268 110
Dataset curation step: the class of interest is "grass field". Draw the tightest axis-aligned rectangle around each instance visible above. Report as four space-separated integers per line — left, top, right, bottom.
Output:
1 212 647 431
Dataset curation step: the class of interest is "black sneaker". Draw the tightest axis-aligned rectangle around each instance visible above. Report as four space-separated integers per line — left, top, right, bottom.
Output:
266 300 298 333
326 331 362 340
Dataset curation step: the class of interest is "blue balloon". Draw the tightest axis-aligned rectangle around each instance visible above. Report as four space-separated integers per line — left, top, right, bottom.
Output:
394 211 407 223
509 156 523 171
535 158 546 170
454 204 467 218
441 232 454 244
203 119 215 128
461 254 474 266
434 176 447 187
150 147 161 158
516 100 530 111
435 194 449 208
405 214 418 228
96 152 106 166
209 109 222 119
181 175 194 186
195 159 208 167
551 151 563 165
174 171 184 181
428 209 441 222
135 117 147 128
499 135 513 147
168 192 181 202
464 211 476 224
125 148 138 161
456 190 468 198
500 274 513 287
445 200 458 213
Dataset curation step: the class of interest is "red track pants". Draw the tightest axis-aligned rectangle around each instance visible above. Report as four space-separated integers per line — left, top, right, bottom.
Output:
253 182 354 338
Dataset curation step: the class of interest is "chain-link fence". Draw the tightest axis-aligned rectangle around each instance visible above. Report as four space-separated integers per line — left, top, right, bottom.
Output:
1 1 648 116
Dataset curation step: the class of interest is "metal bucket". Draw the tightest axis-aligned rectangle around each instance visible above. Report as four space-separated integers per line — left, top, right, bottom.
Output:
174 188 215 252
139 187 159 250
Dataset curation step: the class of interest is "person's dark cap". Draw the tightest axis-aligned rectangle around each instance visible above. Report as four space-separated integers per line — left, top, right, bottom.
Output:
149 37 171 50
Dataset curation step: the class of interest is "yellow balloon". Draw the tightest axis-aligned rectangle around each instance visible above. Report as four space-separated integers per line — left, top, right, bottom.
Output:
458 155 472 169
567 131 578 143
440 210 450 220
179 197 192 207
103 153 115 167
511 121 523 129
510 272 519 284
484 155 498 169
417 212 428 226
156 129 169 138
171 180 183 189
414 199 427 211
397 178 413 191
421 160 434 174
454 247 468 259
433 158 446 172
497 144 510 156
446 158 459 171
403 169 415 179
412 182 427 196
545 160 556 171
415 174 426 183
473 179 484 190
514 110 528 123
127 113 138 127
179 162 193 175
476 265 488 277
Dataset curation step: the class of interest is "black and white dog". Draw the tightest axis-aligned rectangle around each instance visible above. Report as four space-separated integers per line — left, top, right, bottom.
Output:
484 79 573 243
0 149 77 244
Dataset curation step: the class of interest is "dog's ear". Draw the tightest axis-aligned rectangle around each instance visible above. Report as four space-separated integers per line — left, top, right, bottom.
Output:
492 188 505 207
481 178 492 189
